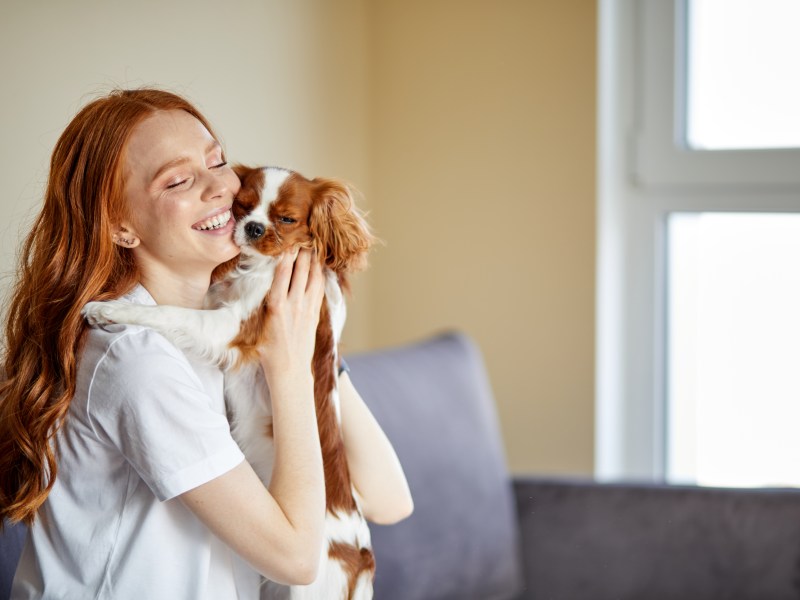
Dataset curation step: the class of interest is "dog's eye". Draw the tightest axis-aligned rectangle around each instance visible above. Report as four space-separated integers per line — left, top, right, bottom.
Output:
278 216 297 224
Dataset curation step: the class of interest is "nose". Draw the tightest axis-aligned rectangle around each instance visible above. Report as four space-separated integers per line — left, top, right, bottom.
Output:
245 221 266 240
200 171 228 203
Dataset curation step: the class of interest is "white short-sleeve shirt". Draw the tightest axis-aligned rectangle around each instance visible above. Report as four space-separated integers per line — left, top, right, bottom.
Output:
12 285 261 600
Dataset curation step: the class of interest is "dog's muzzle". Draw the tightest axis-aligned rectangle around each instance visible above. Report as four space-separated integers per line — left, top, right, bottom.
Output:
244 221 266 241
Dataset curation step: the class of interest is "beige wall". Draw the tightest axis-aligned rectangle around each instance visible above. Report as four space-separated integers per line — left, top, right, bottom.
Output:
1 0 596 476
368 0 597 475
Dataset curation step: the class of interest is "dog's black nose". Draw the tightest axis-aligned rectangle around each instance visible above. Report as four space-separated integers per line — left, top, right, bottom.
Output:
244 221 266 240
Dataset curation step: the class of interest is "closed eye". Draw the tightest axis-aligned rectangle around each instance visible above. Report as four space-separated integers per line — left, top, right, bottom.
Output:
166 178 190 189
211 161 228 169
278 216 297 224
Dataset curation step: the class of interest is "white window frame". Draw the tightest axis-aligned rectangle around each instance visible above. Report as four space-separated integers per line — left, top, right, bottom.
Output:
596 0 800 482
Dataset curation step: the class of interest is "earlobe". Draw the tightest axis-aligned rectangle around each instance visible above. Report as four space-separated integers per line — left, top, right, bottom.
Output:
111 225 140 249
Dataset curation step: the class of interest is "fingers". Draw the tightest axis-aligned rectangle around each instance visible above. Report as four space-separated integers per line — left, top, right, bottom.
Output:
271 247 324 309
306 254 325 303
288 248 312 299
269 247 298 302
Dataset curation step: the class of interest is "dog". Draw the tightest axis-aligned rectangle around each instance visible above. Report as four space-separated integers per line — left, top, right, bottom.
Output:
82 165 376 599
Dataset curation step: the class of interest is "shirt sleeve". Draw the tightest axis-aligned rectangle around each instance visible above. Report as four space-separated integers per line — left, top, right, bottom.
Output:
86 328 244 501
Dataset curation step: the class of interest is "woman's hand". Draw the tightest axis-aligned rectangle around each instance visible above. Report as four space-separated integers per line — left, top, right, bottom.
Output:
259 247 325 382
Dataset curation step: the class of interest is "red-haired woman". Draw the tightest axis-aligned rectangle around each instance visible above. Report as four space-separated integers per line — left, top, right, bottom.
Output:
0 89 412 599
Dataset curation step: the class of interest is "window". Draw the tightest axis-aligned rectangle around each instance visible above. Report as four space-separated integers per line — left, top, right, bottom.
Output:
686 0 800 150
668 213 800 487
597 0 800 484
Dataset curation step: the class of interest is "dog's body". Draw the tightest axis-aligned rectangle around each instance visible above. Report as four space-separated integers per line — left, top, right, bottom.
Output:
83 166 375 600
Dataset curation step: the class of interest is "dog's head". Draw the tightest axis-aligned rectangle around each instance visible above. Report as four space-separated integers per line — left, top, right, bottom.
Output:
232 165 375 287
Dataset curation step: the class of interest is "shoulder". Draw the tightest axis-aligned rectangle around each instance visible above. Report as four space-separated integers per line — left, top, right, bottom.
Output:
84 324 192 380
81 283 196 382
80 324 218 442
79 325 204 419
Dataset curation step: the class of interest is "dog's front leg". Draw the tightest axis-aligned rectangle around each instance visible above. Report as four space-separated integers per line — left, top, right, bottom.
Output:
82 301 240 367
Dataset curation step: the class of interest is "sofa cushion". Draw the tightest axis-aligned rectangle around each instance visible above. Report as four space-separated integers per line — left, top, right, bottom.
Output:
347 332 523 600
0 520 25 600
514 478 800 599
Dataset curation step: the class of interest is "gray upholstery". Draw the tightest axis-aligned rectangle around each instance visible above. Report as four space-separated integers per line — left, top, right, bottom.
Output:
0 521 24 600
513 478 800 600
347 332 524 600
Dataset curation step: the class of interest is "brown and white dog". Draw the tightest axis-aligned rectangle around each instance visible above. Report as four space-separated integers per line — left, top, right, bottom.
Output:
82 166 376 599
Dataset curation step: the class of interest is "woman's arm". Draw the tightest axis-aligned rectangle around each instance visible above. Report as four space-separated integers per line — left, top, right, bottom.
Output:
339 372 414 525
180 248 326 584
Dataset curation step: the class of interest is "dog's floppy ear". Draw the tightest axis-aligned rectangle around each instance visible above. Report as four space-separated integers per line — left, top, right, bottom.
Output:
309 178 375 283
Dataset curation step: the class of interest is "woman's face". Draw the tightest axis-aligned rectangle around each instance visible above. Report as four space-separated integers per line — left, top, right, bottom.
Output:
121 109 241 283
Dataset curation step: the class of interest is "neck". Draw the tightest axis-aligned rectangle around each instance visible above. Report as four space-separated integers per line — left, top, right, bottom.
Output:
138 269 211 309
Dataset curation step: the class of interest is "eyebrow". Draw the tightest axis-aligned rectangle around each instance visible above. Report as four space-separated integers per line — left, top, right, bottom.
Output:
151 140 222 183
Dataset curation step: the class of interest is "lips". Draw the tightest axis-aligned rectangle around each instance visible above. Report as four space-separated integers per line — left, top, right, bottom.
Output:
192 207 232 231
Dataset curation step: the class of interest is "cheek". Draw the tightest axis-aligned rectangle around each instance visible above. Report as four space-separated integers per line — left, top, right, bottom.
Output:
223 168 241 196
135 199 185 241
284 227 312 246
123 191 159 237
251 229 282 255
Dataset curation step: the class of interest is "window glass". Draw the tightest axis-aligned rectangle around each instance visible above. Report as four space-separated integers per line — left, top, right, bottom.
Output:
667 213 800 487
686 0 800 150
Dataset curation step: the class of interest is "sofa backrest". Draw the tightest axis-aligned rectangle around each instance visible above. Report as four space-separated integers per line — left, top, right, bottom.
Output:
514 478 800 599
347 332 523 600
0 521 25 600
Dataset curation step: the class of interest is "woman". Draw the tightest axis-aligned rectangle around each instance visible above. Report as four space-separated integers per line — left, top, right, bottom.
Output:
0 89 412 598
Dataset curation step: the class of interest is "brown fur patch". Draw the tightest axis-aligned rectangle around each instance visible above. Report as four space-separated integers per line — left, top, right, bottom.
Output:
232 165 266 214
314 302 358 513
328 541 376 599
227 297 269 369
211 256 239 284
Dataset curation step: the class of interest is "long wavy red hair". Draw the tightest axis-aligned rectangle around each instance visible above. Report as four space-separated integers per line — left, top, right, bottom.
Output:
0 89 220 526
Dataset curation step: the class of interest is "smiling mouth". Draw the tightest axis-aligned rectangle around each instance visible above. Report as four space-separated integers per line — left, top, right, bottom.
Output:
193 209 232 231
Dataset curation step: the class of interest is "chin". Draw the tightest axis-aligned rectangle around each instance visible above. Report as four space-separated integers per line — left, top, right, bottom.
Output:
207 238 241 271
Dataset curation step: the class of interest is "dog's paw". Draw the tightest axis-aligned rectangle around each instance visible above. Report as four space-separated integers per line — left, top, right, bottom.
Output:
81 301 118 326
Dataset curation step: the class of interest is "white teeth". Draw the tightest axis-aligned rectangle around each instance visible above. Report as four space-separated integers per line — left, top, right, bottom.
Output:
195 209 232 231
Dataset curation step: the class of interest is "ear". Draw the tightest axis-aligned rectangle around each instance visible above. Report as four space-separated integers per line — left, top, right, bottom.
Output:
309 178 375 277
110 224 140 249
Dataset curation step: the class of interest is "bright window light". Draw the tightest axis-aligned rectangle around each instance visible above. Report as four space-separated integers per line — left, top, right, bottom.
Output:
686 0 800 150
667 213 800 487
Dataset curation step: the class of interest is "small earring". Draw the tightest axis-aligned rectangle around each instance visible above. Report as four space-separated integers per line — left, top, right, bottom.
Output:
113 235 136 247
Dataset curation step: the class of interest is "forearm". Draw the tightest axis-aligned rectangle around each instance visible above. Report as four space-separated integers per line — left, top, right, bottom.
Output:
266 368 326 540
339 373 414 525
181 368 326 584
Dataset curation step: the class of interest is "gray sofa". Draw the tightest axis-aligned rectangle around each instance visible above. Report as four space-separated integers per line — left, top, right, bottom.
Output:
4 332 800 599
